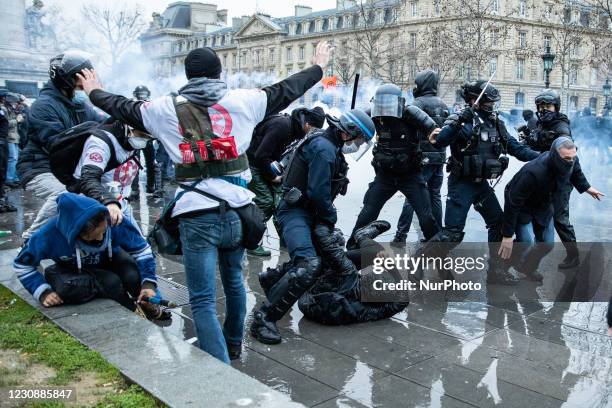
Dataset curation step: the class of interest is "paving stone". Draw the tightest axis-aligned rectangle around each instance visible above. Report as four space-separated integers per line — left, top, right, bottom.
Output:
312 396 369 408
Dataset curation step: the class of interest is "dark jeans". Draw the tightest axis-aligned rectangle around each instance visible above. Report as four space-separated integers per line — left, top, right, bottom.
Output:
349 170 439 246
445 175 503 242
156 144 175 182
276 200 317 261
44 249 140 310
132 143 157 192
0 139 7 197
395 164 444 240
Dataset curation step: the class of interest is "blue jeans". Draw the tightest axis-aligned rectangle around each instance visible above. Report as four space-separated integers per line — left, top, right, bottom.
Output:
395 164 444 240
7 143 19 182
156 145 175 181
178 210 246 364
514 217 554 273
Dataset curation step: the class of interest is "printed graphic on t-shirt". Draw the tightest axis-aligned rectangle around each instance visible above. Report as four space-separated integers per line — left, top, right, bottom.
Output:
89 152 104 163
209 104 233 137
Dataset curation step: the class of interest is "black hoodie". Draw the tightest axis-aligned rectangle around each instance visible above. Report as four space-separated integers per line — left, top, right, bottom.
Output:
529 111 572 152
412 69 448 153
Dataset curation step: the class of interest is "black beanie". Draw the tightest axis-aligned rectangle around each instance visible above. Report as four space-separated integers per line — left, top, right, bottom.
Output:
304 106 326 128
185 47 222 80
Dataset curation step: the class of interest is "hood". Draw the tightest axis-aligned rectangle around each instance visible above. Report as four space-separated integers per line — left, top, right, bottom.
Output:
55 193 108 247
414 70 439 97
547 137 575 184
290 109 307 139
39 81 80 109
178 77 228 107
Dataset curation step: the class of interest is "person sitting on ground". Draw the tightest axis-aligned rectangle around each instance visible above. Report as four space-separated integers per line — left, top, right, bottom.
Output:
13 193 169 320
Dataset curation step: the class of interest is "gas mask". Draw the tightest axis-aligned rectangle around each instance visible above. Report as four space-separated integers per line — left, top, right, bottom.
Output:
536 109 556 122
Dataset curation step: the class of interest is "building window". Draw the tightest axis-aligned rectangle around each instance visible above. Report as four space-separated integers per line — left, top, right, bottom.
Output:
515 91 525 106
491 28 499 46
336 16 343 29
410 32 417 49
411 1 418 17
519 0 526 17
322 18 329 31
489 56 497 76
434 0 441 16
232 53 237 66
455 89 462 103
569 65 578 85
223 54 227 67
589 97 597 111
286 47 293 62
299 45 305 60
570 43 580 58
544 3 552 20
269 48 275 64
516 58 524 79
221 36 226 46
569 96 578 112
240 52 246 67
308 21 315 33
254 50 261 65
491 0 498 13
518 31 526 48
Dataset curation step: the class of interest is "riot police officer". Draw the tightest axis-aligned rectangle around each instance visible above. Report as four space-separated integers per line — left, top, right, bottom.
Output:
250 109 376 345
393 70 449 244
521 90 591 269
429 80 539 284
347 84 441 249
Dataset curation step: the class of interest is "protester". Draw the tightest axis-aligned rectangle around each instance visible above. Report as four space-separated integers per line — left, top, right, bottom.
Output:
76 42 333 363
0 89 17 212
18 51 103 240
13 193 167 320
246 106 325 256
4 92 22 188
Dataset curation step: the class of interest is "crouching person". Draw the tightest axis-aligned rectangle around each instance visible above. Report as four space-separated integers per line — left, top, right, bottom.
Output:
13 193 168 320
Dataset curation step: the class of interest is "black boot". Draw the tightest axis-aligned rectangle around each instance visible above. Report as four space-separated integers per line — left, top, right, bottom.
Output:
354 220 391 246
129 175 140 201
559 242 580 269
226 341 242 360
259 264 289 298
250 308 281 344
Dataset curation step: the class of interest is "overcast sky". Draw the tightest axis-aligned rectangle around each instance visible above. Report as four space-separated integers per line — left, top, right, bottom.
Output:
44 0 338 23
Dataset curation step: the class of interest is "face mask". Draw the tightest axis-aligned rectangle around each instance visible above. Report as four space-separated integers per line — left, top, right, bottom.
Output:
537 110 555 121
128 137 150 150
342 142 359 154
73 90 88 104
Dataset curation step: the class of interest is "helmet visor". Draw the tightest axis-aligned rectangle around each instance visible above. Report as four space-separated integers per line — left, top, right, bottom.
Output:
347 137 374 162
371 94 403 118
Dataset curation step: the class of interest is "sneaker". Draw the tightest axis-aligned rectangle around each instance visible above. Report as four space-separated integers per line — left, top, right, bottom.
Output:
140 302 172 321
247 245 271 257
250 310 281 344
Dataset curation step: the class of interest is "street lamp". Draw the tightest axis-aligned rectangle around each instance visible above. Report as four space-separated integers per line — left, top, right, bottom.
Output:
603 78 611 110
541 45 555 89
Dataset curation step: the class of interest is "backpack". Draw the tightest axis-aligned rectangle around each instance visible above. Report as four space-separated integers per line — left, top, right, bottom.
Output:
48 121 119 190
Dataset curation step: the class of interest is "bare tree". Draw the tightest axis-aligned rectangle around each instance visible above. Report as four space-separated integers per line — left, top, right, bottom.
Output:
81 4 147 69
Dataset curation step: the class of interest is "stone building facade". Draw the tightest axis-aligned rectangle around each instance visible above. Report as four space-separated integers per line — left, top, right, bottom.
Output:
141 0 612 113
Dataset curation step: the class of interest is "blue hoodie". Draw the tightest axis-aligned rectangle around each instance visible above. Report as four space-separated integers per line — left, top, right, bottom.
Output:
14 193 157 301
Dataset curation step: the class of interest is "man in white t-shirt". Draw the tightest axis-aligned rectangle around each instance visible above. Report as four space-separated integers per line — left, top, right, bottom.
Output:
77 42 332 364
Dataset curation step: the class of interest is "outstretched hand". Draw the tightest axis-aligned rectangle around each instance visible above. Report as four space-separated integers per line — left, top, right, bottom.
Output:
311 41 334 70
76 68 103 96
586 187 604 201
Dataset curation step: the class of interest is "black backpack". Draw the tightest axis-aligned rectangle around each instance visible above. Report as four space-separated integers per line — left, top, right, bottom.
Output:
49 121 119 190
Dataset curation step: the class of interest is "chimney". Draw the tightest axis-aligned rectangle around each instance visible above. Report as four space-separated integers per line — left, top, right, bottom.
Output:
232 17 242 29
295 5 312 17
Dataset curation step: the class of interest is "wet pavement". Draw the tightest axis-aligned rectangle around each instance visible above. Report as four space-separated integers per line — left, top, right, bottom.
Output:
1 148 611 407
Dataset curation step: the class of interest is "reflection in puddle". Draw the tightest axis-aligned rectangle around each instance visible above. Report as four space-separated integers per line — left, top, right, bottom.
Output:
341 361 374 407
477 358 502 405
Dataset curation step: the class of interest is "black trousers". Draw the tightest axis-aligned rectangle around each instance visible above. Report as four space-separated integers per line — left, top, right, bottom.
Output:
349 170 439 246
132 143 157 192
0 138 7 198
553 181 578 255
44 249 141 310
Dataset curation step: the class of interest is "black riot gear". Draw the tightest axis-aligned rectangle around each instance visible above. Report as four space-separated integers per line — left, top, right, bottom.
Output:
326 109 376 141
535 89 561 113
461 80 500 113
49 51 93 92
371 84 405 118
133 85 151 101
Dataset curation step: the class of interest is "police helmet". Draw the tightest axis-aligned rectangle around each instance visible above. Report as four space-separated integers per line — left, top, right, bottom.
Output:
133 85 151 101
371 83 405 118
460 80 501 104
328 109 376 141
49 51 93 91
535 89 561 111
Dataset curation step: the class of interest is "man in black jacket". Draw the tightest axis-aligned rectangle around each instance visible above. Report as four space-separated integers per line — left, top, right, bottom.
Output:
0 89 17 212
523 90 589 269
347 83 441 249
18 51 102 239
393 70 448 244
499 137 604 280
78 42 332 363
246 106 325 256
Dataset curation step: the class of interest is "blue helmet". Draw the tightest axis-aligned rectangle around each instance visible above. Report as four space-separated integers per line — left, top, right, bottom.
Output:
328 108 376 141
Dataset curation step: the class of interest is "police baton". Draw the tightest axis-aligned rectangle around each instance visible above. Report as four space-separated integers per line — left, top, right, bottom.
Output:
350 73 360 109
473 70 497 124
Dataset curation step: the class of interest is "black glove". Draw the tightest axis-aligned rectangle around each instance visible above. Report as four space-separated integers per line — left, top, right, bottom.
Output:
459 107 474 124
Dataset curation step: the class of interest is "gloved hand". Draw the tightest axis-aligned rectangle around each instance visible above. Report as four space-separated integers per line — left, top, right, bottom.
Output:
458 107 474 124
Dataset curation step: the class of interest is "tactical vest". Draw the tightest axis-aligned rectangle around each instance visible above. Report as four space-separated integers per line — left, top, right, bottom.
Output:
172 96 249 181
416 103 448 166
371 117 422 173
282 129 349 204
456 117 508 182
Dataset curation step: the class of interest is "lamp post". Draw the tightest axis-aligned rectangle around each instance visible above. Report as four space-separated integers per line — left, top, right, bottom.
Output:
541 45 555 89
603 78 611 111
